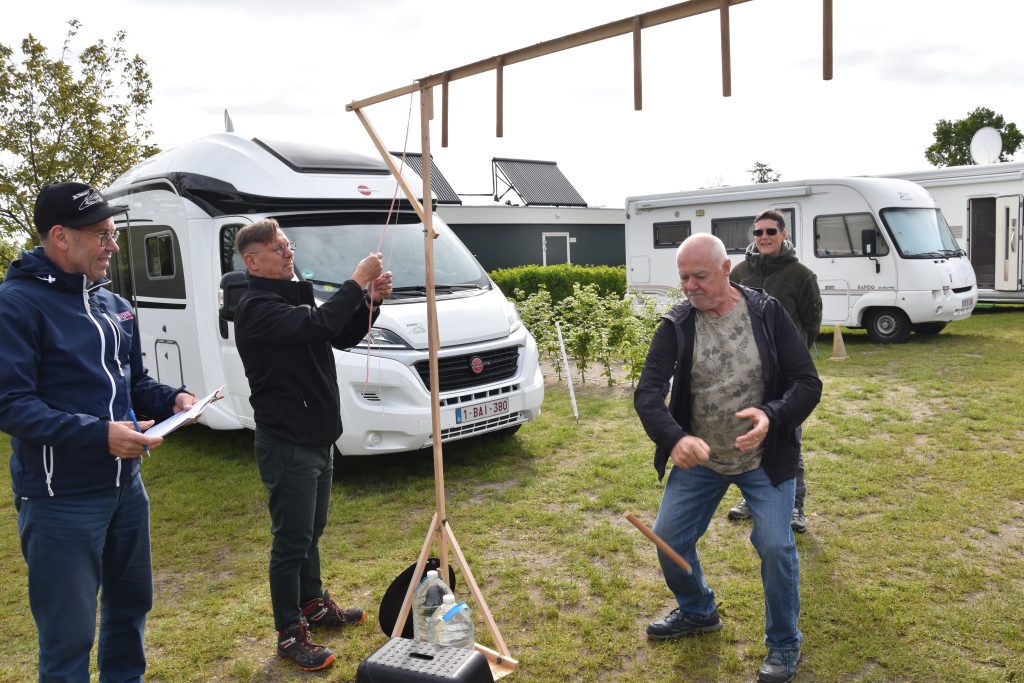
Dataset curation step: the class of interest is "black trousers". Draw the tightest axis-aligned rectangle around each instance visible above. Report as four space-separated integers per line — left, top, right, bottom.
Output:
254 427 333 631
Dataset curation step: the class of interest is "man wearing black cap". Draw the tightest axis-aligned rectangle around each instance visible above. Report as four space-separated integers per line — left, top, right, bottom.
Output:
0 182 196 682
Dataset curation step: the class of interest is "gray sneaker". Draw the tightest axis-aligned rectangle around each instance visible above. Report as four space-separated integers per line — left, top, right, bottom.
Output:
727 498 751 521
646 608 723 640
757 647 800 682
791 507 807 534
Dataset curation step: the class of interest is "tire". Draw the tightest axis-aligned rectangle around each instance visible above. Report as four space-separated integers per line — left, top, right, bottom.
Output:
912 322 947 336
864 308 911 344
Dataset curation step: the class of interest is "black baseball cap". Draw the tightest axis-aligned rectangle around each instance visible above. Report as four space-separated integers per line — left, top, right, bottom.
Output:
33 182 128 235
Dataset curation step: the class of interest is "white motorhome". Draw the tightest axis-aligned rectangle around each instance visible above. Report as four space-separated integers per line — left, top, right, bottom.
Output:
104 133 543 456
878 162 1023 303
625 177 977 343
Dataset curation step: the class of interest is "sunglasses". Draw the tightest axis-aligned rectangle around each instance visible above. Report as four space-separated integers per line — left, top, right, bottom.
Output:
752 228 779 237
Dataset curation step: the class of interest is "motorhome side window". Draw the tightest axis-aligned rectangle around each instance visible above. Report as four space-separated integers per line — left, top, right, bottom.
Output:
813 213 889 257
220 224 246 274
145 231 176 279
712 216 756 253
653 221 691 248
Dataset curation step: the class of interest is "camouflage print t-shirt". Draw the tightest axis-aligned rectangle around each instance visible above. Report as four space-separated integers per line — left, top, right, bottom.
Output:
690 299 764 475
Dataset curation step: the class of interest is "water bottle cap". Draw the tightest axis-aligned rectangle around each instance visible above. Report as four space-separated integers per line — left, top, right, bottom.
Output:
426 570 438 579
441 594 456 604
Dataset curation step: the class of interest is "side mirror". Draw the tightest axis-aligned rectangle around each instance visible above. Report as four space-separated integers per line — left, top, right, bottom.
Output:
861 229 877 256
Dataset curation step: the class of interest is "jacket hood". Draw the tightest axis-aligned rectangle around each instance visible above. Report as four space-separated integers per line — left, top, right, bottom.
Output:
6 247 109 293
743 240 799 268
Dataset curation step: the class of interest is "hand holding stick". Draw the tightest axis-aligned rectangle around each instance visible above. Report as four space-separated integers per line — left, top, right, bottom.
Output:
624 511 692 574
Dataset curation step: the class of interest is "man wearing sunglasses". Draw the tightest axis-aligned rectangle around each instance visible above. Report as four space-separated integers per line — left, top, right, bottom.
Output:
233 218 392 671
726 209 821 533
0 182 197 681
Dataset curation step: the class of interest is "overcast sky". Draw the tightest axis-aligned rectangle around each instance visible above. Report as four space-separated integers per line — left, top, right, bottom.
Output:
3 0 1023 208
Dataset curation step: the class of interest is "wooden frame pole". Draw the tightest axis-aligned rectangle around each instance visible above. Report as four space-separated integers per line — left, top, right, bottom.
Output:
633 17 643 111
719 0 732 97
823 0 833 80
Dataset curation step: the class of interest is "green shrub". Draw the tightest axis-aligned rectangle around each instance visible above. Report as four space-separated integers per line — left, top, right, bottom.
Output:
491 264 626 303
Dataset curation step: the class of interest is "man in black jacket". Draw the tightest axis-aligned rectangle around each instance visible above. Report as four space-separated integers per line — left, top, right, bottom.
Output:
233 219 392 671
726 209 822 533
633 234 821 683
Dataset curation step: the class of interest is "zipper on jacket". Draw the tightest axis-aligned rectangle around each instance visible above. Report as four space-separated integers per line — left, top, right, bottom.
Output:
82 282 122 487
43 445 55 497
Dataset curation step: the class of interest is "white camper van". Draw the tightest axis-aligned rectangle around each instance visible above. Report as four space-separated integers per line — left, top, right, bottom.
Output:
625 177 977 343
878 162 1024 304
104 133 543 456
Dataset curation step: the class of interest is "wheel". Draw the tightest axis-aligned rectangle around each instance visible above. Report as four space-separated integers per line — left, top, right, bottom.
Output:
912 322 947 336
864 308 911 344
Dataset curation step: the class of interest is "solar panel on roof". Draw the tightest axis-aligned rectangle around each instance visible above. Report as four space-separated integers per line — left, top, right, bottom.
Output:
389 152 462 205
492 158 587 207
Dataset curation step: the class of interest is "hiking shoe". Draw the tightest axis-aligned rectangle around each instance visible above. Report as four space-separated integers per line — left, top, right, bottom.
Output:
757 647 800 682
727 498 752 520
277 620 336 671
791 507 807 534
301 589 366 629
646 608 723 640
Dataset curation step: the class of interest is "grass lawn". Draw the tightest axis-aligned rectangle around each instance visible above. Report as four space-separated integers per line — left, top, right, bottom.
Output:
1 306 1023 682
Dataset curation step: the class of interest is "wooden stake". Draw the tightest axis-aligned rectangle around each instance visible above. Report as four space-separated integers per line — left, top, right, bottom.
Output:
823 0 833 80
442 72 450 147
720 0 732 97
633 17 643 111
496 56 504 138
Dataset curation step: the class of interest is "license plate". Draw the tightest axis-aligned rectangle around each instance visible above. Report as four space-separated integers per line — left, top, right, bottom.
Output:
456 398 510 424
964 297 975 309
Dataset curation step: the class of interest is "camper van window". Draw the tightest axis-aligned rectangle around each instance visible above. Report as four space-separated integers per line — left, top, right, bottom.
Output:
653 221 691 248
879 208 961 259
271 213 490 298
220 224 247 274
145 232 176 279
813 213 888 258
712 216 757 253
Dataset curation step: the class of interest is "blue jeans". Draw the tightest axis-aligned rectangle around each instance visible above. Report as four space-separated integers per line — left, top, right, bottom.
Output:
17 474 152 683
254 427 333 631
653 464 802 651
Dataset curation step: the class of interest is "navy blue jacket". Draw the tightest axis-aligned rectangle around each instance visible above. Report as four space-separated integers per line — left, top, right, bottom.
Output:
0 248 183 498
633 285 823 485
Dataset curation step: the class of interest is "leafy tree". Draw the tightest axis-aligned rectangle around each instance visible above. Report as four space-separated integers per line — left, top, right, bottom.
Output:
924 107 1023 167
748 161 781 183
0 19 158 253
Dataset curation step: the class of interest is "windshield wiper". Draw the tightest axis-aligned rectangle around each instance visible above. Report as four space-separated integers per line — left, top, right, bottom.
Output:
391 284 481 296
304 277 346 288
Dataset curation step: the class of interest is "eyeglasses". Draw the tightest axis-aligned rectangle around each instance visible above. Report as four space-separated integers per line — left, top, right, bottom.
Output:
752 228 779 237
79 229 120 246
247 240 296 257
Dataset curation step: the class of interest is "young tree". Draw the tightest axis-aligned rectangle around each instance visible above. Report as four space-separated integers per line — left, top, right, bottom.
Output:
924 107 1023 167
0 20 159 250
748 161 781 183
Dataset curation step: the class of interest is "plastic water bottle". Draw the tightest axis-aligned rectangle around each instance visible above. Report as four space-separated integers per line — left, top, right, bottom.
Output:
428 593 475 650
412 570 454 642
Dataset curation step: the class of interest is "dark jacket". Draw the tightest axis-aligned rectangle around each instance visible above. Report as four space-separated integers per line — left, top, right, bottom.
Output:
633 285 822 485
730 241 822 347
0 248 183 498
233 275 378 447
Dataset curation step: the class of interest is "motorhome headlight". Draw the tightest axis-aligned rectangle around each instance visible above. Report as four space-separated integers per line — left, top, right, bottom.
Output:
507 303 522 333
356 327 410 350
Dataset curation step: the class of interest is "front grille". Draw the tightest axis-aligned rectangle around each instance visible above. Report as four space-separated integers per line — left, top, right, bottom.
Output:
435 412 525 442
414 347 519 392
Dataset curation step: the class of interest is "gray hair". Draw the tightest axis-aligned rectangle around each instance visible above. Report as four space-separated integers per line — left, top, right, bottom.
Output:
677 233 728 265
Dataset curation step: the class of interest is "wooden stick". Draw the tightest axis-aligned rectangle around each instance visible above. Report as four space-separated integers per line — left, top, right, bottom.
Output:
632 17 643 111
624 511 692 573
443 521 513 659
392 513 440 638
719 0 732 97
823 0 833 80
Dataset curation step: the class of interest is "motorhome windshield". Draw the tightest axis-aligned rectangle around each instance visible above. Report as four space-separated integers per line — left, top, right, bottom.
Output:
275 214 490 297
879 208 963 259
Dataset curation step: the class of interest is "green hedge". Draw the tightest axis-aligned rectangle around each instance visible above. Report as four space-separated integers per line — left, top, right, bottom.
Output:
489 264 626 303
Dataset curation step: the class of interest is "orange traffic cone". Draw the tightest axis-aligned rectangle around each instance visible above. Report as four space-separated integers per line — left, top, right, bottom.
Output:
830 323 848 361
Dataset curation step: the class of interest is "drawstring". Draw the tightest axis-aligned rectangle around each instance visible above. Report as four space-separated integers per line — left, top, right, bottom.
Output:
43 446 54 497
115 457 122 487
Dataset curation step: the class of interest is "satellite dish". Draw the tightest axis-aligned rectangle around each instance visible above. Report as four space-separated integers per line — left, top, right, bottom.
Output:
224 109 235 133
969 126 1002 164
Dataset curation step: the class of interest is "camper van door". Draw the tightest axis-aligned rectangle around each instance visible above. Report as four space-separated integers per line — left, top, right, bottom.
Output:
995 195 1022 291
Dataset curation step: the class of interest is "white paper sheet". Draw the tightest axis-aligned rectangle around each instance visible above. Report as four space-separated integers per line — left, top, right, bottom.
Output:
144 386 224 438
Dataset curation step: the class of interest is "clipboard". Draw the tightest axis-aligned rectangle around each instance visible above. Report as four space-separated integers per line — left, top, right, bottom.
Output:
144 386 225 438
